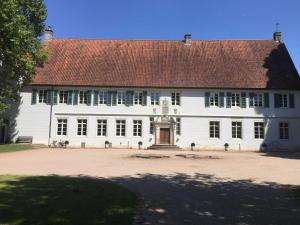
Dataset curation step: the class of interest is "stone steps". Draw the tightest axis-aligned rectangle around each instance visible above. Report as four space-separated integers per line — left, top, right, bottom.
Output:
147 144 182 150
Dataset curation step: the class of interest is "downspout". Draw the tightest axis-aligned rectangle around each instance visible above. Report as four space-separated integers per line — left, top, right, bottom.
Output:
48 87 54 146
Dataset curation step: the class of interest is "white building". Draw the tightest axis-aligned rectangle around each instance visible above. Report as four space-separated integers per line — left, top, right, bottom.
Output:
3 31 300 151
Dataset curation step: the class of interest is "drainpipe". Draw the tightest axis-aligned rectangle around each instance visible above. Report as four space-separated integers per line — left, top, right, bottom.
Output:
48 87 54 146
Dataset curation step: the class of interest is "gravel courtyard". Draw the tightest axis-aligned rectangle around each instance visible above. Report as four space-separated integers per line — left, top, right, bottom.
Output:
0 148 299 225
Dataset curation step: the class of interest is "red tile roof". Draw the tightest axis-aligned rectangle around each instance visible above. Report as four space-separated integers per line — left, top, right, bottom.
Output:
33 38 300 89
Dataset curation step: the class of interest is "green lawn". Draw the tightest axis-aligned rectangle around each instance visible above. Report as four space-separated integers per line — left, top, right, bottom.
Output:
0 144 33 153
0 175 138 225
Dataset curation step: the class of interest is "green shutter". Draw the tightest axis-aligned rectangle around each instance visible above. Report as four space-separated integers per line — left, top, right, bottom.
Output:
67 90 73 105
107 91 112 106
112 91 117 106
241 92 247 108
219 92 224 107
274 94 279 108
126 91 134 106
289 94 295 108
47 89 53 105
249 93 254 107
53 90 58 105
264 93 269 108
31 89 37 105
226 92 232 108
87 90 92 105
142 91 147 106
93 90 99 106
73 90 79 105
205 92 210 107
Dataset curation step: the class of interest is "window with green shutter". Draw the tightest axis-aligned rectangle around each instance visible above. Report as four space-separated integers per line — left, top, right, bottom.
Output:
241 92 247 108
264 93 269 107
67 90 73 105
219 92 225 107
53 90 58 105
249 93 254 107
226 92 232 108
31 89 37 105
125 91 134 106
93 90 99 106
73 90 79 105
142 91 147 106
47 90 53 105
87 90 92 105
112 91 117 106
289 94 295 108
204 92 210 107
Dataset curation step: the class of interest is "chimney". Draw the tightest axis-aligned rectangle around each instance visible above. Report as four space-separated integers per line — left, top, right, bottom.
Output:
44 26 53 41
273 31 282 43
184 34 192 45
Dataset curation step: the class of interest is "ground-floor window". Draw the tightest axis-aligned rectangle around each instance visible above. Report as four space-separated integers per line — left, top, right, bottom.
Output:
232 121 242 139
209 121 220 138
97 119 107 136
116 120 126 136
57 119 67 136
254 122 264 139
176 118 181 135
77 119 87 136
150 117 154 134
133 120 142 136
279 122 289 139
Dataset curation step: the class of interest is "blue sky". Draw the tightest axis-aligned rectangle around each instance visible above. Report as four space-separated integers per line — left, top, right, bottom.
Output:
44 0 300 72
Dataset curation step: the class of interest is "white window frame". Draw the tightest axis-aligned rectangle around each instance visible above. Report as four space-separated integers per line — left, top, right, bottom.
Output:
254 121 265 139
232 121 242 139
279 122 289 139
231 93 240 107
59 90 68 104
117 92 125 105
97 119 108 137
56 118 68 136
279 94 288 108
171 92 181 106
209 121 220 138
79 91 88 105
209 93 219 106
253 93 264 107
116 119 126 137
38 90 48 103
99 91 108 105
77 119 88 136
134 92 143 105
133 120 142 137
151 92 160 105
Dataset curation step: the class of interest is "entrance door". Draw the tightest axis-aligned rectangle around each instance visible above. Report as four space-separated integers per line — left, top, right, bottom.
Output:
160 128 170 144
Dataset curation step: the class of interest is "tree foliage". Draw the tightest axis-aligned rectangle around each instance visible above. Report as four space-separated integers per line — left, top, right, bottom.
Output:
0 0 47 124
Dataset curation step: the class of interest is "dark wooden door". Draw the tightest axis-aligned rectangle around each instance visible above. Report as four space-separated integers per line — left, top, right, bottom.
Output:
160 128 170 144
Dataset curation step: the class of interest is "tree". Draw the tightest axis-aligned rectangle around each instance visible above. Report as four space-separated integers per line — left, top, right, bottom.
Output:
0 0 47 125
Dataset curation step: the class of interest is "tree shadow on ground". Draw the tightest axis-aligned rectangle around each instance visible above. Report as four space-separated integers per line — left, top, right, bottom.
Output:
112 173 300 225
260 151 300 160
0 175 137 225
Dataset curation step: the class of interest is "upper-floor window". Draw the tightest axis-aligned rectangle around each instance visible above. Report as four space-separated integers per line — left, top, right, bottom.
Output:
232 121 242 139
117 92 126 105
231 93 240 107
279 94 288 108
77 119 87 136
252 93 263 107
151 93 160 105
57 119 67 136
99 91 108 104
133 120 142 137
97 119 107 136
275 93 295 108
279 122 289 139
209 93 219 106
134 92 143 105
116 120 126 136
209 121 220 138
254 122 264 139
38 90 48 103
171 92 180 106
79 91 88 104
59 91 68 104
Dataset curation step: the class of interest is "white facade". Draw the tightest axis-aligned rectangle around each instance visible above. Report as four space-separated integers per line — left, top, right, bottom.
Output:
10 86 300 151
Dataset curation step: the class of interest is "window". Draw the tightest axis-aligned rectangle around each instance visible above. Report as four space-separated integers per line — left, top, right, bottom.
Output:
253 94 263 107
77 119 87 136
231 93 240 107
279 94 288 108
232 121 242 139
279 122 289 139
254 122 264 139
79 91 88 104
99 91 108 104
59 91 68 104
38 90 48 103
150 117 154 134
116 120 126 136
209 93 219 106
176 118 181 135
171 92 180 105
134 92 143 105
209 121 220 138
57 119 67 136
133 120 142 136
117 92 125 105
151 93 160 105
97 119 107 136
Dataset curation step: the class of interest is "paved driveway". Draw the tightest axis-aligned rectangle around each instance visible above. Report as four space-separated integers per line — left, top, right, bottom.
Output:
0 148 299 225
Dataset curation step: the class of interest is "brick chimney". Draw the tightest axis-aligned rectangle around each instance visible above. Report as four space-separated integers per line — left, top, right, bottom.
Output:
44 26 53 41
273 31 282 43
184 34 192 45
